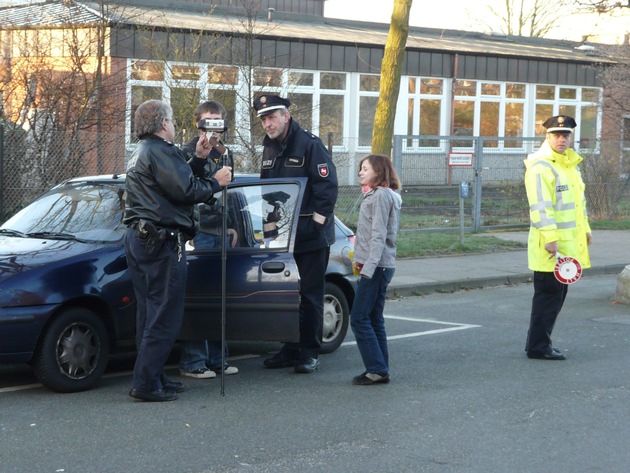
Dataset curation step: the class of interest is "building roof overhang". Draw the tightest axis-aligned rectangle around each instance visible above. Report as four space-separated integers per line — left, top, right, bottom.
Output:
0 0 615 65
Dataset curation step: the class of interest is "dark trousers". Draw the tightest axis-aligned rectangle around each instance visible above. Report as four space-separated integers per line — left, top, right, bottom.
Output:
124 228 187 392
526 271 568 355
283 247 330 360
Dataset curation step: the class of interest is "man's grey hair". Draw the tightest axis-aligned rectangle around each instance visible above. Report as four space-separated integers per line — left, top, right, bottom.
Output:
134 99 172 139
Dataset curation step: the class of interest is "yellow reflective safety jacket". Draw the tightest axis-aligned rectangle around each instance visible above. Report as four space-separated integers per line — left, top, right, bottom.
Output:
524 141 591 272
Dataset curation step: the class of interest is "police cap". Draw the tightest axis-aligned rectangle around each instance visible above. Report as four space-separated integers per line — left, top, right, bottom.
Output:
253 95 291 117
543 115 577 134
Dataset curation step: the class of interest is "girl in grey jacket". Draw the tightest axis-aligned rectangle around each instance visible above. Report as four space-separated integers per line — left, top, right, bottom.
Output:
350 154 402 385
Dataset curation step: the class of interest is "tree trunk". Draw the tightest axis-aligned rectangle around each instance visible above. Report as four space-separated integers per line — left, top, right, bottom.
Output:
371 0 413 157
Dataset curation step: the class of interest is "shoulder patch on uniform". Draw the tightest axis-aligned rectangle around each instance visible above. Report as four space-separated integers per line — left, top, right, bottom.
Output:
318 163 329 178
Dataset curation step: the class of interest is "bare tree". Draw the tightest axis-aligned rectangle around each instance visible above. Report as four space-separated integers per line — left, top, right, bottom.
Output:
0 0 131 214
135 1 294 172
371 0 413 157
573 0 630 13
580 41 630 218
482 0 571 37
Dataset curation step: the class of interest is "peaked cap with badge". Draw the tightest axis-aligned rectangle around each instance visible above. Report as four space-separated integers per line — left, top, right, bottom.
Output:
253 95 291 117
543 115 577 133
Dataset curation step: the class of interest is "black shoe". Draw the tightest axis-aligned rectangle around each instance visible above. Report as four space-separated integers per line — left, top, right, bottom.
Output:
294 357 319 373
129 388 178 402
352 372 390 385
263 351 298 369
527 350 566 360
162 380 186 393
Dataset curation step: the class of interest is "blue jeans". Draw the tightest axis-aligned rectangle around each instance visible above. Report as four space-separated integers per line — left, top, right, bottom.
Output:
194 232 229 250
179 340 229 371
350 267 395 375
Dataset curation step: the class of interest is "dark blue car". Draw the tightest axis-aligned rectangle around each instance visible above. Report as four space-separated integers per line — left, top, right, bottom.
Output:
0 174 356 392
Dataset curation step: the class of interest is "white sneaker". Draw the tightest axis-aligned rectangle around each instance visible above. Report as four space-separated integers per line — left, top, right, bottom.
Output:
211 365 239 375
179 368 216 379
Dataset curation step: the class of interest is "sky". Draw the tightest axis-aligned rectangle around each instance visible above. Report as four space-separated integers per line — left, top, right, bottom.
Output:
324 0 629 44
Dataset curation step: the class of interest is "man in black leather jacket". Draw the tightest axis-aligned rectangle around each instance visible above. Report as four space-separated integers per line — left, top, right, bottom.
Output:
123 99 231 402
253 94 338 374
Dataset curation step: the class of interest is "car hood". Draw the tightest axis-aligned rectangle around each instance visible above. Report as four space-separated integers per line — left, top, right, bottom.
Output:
0 236 111 284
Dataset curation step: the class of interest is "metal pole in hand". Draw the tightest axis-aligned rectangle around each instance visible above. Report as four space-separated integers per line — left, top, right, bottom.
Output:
220 149 228 396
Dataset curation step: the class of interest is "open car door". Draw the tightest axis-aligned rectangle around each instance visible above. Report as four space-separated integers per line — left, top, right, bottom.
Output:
180 177 305 343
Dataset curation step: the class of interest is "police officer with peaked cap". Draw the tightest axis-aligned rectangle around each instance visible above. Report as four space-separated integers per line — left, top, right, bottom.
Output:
254 94 338 374
523 114 592 361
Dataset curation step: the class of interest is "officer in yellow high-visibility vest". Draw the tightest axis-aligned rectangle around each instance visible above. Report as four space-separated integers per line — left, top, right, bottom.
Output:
524 115 592 360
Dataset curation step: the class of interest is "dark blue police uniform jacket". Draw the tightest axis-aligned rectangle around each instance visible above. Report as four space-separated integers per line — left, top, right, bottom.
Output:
260 118 338 254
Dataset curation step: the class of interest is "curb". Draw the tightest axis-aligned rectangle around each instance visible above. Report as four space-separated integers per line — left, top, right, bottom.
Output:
387 264 627 299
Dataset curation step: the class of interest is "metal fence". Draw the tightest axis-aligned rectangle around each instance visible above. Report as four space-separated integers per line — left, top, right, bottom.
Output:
2 126 629 234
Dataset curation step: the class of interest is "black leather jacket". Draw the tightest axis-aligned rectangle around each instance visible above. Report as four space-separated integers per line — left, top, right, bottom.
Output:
123 135 221 238
261 118 338 253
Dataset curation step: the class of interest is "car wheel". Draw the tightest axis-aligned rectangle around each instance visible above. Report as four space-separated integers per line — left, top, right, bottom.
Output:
321 282 350 354
32 308 109 393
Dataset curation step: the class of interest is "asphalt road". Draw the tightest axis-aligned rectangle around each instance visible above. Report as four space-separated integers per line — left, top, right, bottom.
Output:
2 274 630 473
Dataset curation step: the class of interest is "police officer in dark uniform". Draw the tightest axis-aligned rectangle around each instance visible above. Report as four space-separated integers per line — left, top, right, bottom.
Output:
123 99 231 401
253 94 338 374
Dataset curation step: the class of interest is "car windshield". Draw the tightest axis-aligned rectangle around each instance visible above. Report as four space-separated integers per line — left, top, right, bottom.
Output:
1 182 125 243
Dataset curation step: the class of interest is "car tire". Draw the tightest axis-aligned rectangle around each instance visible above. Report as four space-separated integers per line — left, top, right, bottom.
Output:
320 282 350 354
32 308 109 393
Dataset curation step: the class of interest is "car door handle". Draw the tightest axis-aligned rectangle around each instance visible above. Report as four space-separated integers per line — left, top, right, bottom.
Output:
261 261 285 273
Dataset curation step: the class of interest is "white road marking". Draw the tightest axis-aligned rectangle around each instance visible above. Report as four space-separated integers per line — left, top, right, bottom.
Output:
341 315 481 347
1 321 479 392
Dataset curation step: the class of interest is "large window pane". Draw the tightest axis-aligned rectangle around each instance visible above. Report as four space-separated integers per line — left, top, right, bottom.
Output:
289 72 313 87
559 88 577 100
420 78 442 95
172 65 200 81
453 100 474 147
580 105 597 149
171 87 201 145
406 98 415 147
506 83 525 99
359 96 378 146
208 66 237 85
480 101 499 147
131 61 164 81
505 102 524 147
419 99 441 147
559 104 576 119
319 94 344 146
131 86 162 142
408 77 416 94
582 88 600 102
288 93 313 132
481 83 500 96
320 73 346 90
359 75 379 92
454 80 476 97
420 99 441 135
254 68 282 87
536 85 555 100
535 104 553 137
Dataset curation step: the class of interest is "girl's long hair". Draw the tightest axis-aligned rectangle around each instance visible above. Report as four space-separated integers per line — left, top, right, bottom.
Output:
358 154 402 190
